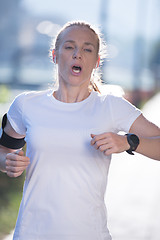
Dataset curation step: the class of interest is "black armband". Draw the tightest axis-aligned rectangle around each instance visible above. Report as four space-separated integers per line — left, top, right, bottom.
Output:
0 113 26 149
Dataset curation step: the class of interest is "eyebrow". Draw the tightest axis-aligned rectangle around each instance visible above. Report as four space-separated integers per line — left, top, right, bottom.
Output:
64 40 95 48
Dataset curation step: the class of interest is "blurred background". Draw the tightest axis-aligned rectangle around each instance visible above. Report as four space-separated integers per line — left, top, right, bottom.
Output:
0 0 160 239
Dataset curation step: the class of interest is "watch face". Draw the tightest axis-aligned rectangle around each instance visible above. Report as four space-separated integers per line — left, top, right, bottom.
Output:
126 133 140 154
130 134 139 144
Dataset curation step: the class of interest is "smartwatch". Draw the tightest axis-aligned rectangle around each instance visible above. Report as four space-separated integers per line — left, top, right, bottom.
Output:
125 133 140 155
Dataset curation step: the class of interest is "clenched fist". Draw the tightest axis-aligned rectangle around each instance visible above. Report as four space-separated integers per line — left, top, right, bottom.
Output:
5 150 30 177
91 132 130 156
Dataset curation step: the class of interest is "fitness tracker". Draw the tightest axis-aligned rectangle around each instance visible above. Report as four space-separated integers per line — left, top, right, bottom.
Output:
125 133 140 155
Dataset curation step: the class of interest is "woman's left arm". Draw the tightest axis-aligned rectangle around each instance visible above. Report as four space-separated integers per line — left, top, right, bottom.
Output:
91 114 160 160
129 114 160 160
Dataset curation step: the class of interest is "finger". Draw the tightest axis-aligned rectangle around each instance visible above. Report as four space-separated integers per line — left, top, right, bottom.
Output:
103 145 118 156
6 159 30 168
91 133 108 139
91 135 109 147
6 153 30 162
90 134 96 145
94 138 111 149
6 165 28 172
5 159 30 168
6 160 29 177
90 135 99 145
103 148 113 156
91 134 96 138
7 170 24 178
98 143 113 152
90 133 109 145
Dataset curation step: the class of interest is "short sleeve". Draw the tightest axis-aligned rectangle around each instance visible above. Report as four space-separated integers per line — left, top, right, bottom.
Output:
7 93 26 136
109 95 142 133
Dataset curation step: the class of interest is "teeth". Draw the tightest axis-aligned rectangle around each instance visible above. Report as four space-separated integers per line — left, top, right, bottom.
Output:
72 66 81 73
73 68 80 73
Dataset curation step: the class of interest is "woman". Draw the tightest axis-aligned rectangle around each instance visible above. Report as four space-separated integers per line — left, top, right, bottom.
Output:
0 21 160 240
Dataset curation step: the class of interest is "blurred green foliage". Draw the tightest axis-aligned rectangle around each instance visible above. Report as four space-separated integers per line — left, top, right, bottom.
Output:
0 85 24 238
0 172 25 239
0 85 10 103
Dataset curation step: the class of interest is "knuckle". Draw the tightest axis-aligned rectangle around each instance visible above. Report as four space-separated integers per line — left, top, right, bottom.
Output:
6 166 10 171
12 173 18 178
14 161 19 167
14 155 19 161
91 139 94 144
11 171 20 178
7 171 14 177
6 153 11 160
6 172 11 177
10 166 15 172
5 159 10 166
94 136 99 142
99 145 104 152
96 142 100 148
104 150 110 156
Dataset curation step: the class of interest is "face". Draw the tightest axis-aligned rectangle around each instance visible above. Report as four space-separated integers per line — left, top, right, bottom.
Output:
55 26 99 89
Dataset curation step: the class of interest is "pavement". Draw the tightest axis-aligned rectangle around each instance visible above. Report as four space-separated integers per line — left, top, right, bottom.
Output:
2 92 160 240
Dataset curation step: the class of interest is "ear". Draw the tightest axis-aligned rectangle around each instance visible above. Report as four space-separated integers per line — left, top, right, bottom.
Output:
96 56 100 68
52 49 57 63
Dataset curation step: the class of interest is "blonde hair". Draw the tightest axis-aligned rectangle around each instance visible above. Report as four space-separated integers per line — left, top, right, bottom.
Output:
50 21 107 92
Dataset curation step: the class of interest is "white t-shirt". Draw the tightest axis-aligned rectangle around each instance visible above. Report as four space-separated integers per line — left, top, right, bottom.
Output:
7 89 141 240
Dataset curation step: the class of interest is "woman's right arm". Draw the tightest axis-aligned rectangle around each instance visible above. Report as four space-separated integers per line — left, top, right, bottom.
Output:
0 119 30 177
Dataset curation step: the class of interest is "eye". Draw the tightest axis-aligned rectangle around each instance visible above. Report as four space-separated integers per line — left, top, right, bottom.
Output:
84 48 92 52
65 45 74 50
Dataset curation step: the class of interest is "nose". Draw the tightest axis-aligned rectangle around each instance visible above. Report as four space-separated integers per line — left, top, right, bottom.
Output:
72 48 82 59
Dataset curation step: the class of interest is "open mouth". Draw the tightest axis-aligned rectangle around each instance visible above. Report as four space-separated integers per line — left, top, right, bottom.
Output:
72 65 82 73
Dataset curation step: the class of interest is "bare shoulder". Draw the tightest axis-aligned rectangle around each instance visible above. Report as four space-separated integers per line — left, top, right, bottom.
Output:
130 114 160 137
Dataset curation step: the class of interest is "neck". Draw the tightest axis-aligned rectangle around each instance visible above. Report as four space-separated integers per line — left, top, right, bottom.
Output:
53 84 91 103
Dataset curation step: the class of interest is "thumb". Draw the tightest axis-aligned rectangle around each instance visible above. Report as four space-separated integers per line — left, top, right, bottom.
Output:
15 149 24 156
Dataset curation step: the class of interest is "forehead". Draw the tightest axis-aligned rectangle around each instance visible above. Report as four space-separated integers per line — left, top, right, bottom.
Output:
60 26 98 46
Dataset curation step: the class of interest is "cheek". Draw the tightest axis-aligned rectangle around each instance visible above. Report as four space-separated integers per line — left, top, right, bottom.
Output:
58 62 68 75
57 52 68 67
86 59 97 73
58 54 72 71
87 54 98 68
